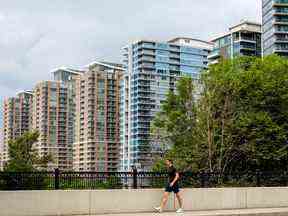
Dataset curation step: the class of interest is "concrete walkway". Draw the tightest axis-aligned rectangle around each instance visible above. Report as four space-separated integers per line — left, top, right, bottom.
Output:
86 208 288 216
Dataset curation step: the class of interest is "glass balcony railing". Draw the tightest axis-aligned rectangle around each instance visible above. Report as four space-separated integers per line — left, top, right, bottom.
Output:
276 26 288 32
275 35 288 41
275 45 288 50
141 43 155 49
141 57 155 62
274 0 288 4
169 54 180 58
239 42 256 50
208 49 220 58
240 37 256 43
275 8 288 14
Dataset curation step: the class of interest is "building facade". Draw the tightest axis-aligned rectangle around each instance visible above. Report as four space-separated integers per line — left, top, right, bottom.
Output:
263 0 288 56
121 38 212 171
209 21 262 63
2 91 33 166
73 62 123 172
0 153 3 171
119 74 130 171
32 81 73 170
52 67 84 159
0 128 3 171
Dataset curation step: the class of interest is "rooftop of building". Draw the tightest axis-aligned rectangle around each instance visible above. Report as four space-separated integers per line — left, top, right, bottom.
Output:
125 37 213 50
168 37 213 50
210 20 262 42
168 37 212 45
229 20 261 31
86 61 125 71
16 90 33 95
33 80 67 87
50 67 85 75
100 61 124 69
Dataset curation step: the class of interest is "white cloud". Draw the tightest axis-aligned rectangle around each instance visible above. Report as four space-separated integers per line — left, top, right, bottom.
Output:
0 0 262 125
0 12 5 22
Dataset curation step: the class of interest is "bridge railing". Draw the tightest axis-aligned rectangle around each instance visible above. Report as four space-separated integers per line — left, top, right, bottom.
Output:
0 169 287 190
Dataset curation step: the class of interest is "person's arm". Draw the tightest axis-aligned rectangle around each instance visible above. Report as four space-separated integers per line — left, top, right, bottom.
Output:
170 172 179 187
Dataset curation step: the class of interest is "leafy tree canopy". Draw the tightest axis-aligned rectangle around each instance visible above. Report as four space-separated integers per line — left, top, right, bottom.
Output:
4 131 52 172
152 55 288 174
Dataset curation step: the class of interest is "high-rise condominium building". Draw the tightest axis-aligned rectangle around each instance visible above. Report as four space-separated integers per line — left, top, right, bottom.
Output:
208 21 262 64
121 38 212 171
2 91 33 166
73 61 123 172
263 0 288 56
0 128 3 171
52 67 84 154
32 81 73 170
119 73 129 171
53 67 85 83
0 153 3 171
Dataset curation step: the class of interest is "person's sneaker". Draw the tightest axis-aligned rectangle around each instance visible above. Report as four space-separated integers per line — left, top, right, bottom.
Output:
154 206 163 213
176 208 184 213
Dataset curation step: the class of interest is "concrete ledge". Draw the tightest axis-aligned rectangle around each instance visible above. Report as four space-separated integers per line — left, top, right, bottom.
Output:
91 208 288 216
0 188 288 216
90 189 174 214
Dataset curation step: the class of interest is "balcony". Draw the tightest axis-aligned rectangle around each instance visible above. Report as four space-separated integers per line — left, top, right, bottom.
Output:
169 54 180 59
138 43 155 50
275 35 288 42
274 0 288 7
238 37 256 44
137 50 155 56
274 46 288 52
137 63 155 69
208 49 220 59
141 57 155 62
169 45 180 52
274 8 288 16
169 59 180 65
239 44 256 51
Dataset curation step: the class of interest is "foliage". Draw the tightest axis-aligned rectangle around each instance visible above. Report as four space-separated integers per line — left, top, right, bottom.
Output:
151 77 204 171
0 131 53 190
152 55 288 178
4 131 52 172
59 175 123 189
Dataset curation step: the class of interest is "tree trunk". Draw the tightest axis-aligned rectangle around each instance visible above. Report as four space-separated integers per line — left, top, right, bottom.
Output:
219 94 229 174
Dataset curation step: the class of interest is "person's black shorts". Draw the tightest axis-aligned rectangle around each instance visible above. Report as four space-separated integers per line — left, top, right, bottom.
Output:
165 183 180 193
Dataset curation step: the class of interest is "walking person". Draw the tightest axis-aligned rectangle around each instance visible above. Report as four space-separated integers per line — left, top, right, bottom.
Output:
154 159 184 213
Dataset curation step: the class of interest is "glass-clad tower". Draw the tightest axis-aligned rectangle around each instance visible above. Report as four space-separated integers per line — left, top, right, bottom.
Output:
120 38 212 171
263 0 288 56
209 21 262 64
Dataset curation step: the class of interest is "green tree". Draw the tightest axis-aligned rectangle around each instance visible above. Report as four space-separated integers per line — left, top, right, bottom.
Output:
151 77 205 171
200 55 288 174
4 131 52 172
152 55 288 178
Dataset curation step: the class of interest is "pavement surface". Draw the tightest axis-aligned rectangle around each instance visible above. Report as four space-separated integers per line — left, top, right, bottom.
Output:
83 208 288 216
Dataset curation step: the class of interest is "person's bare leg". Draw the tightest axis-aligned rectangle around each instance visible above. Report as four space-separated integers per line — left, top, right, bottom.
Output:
176 192 183 209
160 192 170 210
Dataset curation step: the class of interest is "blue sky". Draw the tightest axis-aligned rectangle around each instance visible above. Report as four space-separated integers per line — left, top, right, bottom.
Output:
0 0 261 126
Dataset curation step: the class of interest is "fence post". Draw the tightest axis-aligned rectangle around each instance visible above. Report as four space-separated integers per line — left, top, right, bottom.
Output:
200 171 206 188
256 170 261 187
132 167 138 189
55 168 60 190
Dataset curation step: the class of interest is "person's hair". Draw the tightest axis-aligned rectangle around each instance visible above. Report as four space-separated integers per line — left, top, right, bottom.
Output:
166 159 173 164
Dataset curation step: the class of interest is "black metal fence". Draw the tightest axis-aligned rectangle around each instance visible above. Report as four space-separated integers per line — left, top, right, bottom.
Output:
0 169 287 190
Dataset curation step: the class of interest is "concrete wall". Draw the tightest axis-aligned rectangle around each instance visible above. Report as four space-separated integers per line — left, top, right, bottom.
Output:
0 187 288 216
